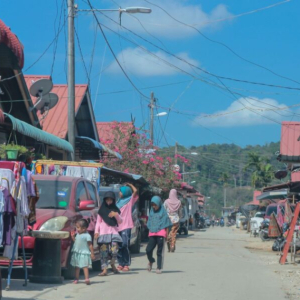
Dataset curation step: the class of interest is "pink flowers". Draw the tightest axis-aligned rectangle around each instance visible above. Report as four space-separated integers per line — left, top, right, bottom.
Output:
142 160 149 165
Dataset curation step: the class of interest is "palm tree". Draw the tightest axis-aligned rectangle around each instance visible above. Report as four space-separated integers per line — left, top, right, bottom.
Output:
244 152 274 188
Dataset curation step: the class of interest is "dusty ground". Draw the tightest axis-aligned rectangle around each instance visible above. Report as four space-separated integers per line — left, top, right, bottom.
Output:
233 226 300 300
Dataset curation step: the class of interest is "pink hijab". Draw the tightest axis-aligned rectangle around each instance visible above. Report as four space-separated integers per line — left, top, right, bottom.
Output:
165 189 181 213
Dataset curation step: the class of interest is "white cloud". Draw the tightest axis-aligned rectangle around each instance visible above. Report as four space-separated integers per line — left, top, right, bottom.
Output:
193 97 294 128
106 47 199 77
101 0 233 39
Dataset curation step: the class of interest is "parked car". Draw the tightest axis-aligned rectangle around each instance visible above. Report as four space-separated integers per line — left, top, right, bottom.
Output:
0 175 101 279
99 185 141 254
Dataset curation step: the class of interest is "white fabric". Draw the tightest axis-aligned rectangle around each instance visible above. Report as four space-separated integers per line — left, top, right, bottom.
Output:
66 166 98 183
0 169 15 190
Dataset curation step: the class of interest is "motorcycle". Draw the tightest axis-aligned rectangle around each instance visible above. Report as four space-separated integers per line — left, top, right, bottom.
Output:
259 219 270 241
178 221 188 235
196 217 206 229
220 218 225 227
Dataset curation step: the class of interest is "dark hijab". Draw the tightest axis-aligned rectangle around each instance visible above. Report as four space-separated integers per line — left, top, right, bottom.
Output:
98 191 121 227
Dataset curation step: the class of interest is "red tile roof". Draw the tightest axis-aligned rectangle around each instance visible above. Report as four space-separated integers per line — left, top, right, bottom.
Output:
0 19 24 69
24 75 87 138
280 122 300 158
96 122 134 144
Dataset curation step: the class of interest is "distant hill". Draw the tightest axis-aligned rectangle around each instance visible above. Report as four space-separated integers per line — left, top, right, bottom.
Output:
159 142 284 216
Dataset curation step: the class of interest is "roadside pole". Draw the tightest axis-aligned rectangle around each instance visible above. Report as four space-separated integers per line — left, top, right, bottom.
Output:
68 0 75 161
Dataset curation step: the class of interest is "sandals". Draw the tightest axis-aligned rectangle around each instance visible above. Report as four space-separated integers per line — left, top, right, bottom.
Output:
156 269 162 274
111 265 120 274
122 266 130 272
117 266 124 271
85 279 91 285
147 263 153 272
98 271 108 276
73 279 79 284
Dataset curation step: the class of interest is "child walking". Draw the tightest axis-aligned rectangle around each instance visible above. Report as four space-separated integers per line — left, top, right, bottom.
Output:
146 196 172 274
95 191 123 276
70 219 95 285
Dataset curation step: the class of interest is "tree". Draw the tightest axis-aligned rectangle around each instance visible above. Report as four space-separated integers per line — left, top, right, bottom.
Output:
100 122 188 191
244 152 274 188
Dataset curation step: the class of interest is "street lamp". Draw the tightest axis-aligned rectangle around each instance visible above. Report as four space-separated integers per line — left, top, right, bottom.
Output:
191 152 198 155
67 2 152 160
155 112 168 117
190 181 196 184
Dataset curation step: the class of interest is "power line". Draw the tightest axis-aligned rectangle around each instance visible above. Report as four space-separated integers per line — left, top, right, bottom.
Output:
86 0 150 101
143 0 299 86
0 16 67 83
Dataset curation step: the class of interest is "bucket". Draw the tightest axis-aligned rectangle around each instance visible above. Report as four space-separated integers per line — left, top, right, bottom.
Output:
6 150 19 160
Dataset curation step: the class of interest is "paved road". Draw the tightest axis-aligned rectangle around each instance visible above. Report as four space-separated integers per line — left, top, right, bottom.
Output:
2 227 287 300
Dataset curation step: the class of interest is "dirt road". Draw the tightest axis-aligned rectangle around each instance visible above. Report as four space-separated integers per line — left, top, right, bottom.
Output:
2 227 293 300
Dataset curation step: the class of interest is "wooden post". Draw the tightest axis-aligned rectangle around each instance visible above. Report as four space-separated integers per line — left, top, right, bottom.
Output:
280 202 300 265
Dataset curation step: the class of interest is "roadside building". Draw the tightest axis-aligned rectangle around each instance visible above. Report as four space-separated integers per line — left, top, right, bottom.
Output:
24 76 121 161
0 20 73 157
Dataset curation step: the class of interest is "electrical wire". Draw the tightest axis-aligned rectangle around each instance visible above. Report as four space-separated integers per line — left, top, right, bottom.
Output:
97 11 300 91
50 0 65 76
0 16 67 83
143 0 299 86
86 0 150 101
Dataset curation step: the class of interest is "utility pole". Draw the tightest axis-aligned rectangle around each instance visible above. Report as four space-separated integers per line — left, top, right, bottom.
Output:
68 0 75 161
182 163 185 182
175 142 178 165
224 188 227 208
150 91 155 143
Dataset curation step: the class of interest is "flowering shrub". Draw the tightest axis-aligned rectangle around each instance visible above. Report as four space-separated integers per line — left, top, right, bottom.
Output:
100 122 188 191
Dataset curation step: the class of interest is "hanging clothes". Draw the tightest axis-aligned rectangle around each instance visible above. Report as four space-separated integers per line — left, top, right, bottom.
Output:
0 191 5 245
1 188 16 246
28 178 39 226
0 169 15 188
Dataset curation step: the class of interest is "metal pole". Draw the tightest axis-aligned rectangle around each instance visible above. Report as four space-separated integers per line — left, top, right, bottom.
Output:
68 0 75 161
182 163 185 182
150 91 154 143
175 142 178 165
224 188 227 208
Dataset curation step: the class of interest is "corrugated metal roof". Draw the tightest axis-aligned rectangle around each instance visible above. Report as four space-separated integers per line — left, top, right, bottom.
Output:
280 122 300 160
0 19 24 69
24 75 87 138
96 122 134 144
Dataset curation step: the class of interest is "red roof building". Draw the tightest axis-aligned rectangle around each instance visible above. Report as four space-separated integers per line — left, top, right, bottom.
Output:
278 121 300 163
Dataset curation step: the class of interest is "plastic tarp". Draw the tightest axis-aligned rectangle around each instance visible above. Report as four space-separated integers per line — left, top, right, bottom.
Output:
4 113 74 153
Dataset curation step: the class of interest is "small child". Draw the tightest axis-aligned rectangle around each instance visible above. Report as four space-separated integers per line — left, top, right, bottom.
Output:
95 191 123 276
71 219 95 285
146 196 172 274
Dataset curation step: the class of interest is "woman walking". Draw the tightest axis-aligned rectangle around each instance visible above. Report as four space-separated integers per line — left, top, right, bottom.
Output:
94 191 123 276
116 183 138 272
146 196 172 274
164 189 182 253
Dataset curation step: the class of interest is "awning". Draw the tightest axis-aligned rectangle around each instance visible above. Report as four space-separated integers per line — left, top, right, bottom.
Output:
3 113 74 153
257 189 288 201
101 167 148 185
76 136 122 160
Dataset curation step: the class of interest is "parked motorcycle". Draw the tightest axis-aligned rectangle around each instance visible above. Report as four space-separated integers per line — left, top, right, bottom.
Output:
178 221 188 235
220 218 225 227
196 217 206 229
259 219 270 241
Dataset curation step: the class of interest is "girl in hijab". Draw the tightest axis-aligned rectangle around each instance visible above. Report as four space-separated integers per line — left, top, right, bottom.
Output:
146 196 172 274
94 191 123 276
116 183 138 272
164 189 182 253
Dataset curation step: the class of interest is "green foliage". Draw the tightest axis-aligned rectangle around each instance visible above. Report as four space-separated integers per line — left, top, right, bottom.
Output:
158 142 283 215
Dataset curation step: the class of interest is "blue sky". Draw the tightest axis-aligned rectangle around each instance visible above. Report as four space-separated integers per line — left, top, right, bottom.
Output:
1 0 300 148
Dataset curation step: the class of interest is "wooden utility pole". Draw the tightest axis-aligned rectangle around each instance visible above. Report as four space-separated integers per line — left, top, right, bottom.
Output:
68 0 75 161
175 142 178 165
150 92 155 143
